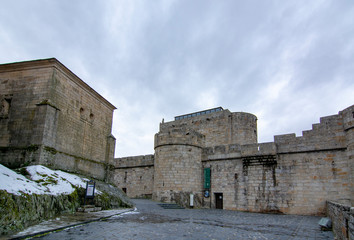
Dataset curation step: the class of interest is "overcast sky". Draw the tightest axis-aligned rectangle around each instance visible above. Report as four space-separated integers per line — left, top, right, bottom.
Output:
1 0 353 157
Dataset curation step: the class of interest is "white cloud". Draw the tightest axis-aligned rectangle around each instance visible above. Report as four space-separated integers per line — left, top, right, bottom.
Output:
0 0 353 158
196 88 219 110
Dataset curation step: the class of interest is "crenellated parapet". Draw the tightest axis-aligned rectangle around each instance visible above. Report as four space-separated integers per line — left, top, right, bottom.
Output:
339 105 354 131
274 109 349 154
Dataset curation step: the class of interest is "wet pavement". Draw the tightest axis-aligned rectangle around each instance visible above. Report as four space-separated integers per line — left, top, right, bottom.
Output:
10 199 334 239
8 209 133 240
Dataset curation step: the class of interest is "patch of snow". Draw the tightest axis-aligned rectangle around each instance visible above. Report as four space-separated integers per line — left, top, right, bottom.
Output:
0 164 98 196
109 208 139 219
0 164 47 195
26 165 89 195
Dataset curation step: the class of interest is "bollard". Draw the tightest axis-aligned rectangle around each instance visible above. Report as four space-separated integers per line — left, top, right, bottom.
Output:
190 193 194 208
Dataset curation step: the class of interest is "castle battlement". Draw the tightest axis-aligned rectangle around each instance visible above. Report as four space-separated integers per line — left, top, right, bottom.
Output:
274 108 349 154
341 104 354 130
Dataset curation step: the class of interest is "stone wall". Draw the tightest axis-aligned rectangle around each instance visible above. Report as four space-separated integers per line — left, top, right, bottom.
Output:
49 66 115 164
327 201 354 240
110 155 154 198
0 64 53 167
200 106 352 214
342 105 354 208
0 59 116 181
0 190 79 235
110 104 353 216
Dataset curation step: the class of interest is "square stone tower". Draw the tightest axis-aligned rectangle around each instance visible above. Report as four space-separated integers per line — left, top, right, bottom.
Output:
0 58 116 180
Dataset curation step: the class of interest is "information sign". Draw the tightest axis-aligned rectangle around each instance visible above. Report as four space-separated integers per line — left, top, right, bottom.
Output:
84 180 96 205
204 168 211 189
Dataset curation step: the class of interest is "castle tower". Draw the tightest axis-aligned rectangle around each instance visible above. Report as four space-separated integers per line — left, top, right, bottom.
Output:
0 59 116 180
152 107 258 207
229 112 258 145
153 128 205 207
160 107 258 147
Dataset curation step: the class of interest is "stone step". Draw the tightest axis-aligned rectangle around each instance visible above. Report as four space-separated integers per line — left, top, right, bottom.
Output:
77 206 102 213
158 203 185 209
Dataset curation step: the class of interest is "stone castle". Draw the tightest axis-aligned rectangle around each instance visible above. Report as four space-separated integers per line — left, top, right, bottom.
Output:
1 58 353 217
111 106 353 216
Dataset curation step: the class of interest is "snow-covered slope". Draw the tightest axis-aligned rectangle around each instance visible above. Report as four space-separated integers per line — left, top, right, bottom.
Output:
0 164 90 195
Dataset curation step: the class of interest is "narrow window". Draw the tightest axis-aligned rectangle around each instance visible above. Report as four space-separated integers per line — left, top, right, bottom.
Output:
80 107 85 119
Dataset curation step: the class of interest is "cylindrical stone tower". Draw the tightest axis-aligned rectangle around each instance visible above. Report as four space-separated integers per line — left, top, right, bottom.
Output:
229 112 258 145
153 128 205 208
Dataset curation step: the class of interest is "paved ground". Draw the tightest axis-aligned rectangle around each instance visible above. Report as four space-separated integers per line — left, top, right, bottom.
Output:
32 199 333 240
9 209 133 239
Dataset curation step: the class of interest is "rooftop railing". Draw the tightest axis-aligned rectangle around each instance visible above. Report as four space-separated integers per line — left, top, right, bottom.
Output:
174 107 223 121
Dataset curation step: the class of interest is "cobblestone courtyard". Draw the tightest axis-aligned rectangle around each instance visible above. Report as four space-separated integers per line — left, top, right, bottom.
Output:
36 199 333 240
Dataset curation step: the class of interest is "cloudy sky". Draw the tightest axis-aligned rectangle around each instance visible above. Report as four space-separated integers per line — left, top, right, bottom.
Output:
1 0 353 157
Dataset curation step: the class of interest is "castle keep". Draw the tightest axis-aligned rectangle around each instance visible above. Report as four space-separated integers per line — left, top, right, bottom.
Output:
112 106 354 215
0 58 116 180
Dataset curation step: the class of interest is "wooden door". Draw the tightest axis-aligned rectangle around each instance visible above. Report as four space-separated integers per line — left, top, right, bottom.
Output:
215 193 223 209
